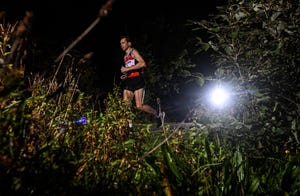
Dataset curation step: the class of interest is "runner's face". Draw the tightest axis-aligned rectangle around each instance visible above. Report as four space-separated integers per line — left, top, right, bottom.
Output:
120 38 130 51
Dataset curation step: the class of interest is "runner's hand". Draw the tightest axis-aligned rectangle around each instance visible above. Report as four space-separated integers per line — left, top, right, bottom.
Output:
121 66 127 73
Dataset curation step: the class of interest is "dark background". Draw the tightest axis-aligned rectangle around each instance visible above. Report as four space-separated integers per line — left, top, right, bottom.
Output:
1 0 223 120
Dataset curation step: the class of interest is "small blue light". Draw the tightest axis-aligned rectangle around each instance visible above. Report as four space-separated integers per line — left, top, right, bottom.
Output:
74 116 87 125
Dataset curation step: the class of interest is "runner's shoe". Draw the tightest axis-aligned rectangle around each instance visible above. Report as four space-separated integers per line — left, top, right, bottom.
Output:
156 111 165 128
156 97 165 128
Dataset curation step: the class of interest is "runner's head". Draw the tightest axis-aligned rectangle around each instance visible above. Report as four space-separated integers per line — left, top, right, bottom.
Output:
120 35 132 51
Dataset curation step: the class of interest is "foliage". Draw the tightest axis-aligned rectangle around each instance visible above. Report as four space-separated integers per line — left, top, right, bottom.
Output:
0 56 202 195
0 18 190 194
188 0 300 195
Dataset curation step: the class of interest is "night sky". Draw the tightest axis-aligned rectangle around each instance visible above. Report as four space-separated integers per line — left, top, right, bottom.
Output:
1 0 224 119
1 0 221 64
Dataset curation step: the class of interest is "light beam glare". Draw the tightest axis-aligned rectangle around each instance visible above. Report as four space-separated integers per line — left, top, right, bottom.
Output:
211 88 228 105
208 86 231 108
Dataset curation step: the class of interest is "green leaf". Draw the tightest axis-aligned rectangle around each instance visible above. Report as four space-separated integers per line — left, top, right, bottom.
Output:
202 43 211 51
249 177 260 193
162 144 182 182
196 77 205 86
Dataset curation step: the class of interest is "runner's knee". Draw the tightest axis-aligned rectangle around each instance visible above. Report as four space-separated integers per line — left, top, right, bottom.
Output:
136 105 143 111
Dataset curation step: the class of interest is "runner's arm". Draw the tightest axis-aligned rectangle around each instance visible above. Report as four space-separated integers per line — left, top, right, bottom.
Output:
121 49 146 73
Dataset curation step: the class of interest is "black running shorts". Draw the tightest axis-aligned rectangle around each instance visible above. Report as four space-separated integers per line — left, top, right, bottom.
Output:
123 76 145 92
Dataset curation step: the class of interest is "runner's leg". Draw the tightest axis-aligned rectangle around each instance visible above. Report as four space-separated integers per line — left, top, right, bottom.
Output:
123 89 134 128
134 88 156 116
123 89 134 105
